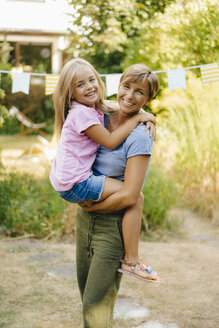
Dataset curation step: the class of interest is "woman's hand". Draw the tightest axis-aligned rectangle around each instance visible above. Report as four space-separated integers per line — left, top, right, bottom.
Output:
80 203 100 212
79 199 93 207
79 199 105 212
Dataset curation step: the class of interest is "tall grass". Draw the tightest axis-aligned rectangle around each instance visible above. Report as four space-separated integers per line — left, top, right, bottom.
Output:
153 75 219 218
142 165 179 231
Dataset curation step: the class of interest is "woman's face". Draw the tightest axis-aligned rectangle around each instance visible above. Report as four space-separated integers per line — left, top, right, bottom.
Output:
117 80 149 117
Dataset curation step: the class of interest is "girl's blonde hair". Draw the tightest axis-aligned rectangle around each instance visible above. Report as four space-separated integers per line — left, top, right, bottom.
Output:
120 64 159 101
54 58 109 139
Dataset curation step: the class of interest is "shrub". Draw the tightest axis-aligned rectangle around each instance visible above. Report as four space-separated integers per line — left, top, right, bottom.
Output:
0 86 9 128
0 170 66 238
0 115 20 134
142 166 179 231
0 166 179 238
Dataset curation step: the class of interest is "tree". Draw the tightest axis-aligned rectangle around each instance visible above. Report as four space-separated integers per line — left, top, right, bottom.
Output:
123 0 219 70
67 0 176 73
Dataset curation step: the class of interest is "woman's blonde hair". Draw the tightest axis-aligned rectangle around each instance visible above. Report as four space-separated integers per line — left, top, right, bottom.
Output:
54 58 108 139
120 64 159 101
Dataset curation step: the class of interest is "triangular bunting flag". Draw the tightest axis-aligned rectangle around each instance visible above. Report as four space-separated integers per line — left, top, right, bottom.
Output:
105 74 122 97
200 63 219 86
12 73 30 94
45 75 59 95
167 68 186 90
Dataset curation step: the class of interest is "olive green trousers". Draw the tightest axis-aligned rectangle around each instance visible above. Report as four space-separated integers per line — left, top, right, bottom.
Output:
76 208 124 328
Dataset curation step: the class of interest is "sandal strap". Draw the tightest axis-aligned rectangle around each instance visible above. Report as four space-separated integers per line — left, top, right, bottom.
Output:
120 259 156 275
120 259 137 267
120 259 137 273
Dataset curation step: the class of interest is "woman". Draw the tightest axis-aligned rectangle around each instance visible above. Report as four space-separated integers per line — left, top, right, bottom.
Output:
76 64 159 328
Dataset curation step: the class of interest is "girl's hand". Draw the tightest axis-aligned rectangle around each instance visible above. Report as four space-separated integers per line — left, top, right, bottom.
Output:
145 121 156 141
138 112 156 125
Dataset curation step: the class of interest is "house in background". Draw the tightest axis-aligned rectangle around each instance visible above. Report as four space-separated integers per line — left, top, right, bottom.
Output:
0 0 73 73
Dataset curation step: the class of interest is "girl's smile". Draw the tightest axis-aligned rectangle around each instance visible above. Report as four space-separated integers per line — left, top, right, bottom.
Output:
74 65 99 108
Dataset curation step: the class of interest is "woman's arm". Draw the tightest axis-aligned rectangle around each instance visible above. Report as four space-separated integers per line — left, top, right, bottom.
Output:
81 155 149 213
85 112 156 150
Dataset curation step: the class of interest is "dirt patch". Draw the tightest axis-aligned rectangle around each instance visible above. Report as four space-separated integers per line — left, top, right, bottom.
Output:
0 239 82 328
0 208 219 328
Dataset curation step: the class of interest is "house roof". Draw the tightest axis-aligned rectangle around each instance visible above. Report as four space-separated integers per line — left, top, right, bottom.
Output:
0 0 74 35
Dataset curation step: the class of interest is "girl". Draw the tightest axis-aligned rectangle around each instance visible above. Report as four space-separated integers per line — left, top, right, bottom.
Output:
50 58 158 282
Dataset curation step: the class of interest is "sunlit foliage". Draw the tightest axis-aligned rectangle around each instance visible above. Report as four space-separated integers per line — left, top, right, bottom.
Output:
67 0 176 72
67 0 218 72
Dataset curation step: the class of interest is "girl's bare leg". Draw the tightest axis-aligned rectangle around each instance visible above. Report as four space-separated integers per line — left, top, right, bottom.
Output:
97 177 123 201
122 192 144 264
121 193 159 280
96 178 158 280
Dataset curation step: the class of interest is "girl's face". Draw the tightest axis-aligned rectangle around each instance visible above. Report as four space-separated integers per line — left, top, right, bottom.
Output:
73 65 99 108
117 80 149 117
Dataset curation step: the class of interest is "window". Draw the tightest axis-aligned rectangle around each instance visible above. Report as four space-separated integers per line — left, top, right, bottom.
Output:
9 43 52 73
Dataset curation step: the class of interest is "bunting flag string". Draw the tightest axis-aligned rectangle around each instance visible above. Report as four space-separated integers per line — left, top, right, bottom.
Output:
200 63 219 86
12 72 31 94
0 62 218 96
45 74 59 95
167 68 186 90
105 74 122 97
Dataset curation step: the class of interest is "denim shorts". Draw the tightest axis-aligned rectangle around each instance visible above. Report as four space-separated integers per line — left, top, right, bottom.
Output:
57 174 105 204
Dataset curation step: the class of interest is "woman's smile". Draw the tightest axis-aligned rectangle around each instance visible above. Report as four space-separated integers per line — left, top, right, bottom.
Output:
122 99 136 107
118 80 149 115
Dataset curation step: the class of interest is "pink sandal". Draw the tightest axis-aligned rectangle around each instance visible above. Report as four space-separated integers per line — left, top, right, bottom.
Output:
118 259 159 283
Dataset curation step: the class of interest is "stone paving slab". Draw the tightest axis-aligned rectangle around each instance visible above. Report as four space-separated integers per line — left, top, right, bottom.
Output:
190 234 217 241
45 263 76 279
132 320 178 328
29 251 64 263
114 298 149 320
7 238 42 252
207 239 219 246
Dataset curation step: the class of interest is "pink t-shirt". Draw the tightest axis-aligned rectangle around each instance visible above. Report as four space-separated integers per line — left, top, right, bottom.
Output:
49 101 104 191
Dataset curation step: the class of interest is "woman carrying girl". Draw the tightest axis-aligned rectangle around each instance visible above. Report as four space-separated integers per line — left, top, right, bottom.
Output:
49 58 159 283
77 63 160 328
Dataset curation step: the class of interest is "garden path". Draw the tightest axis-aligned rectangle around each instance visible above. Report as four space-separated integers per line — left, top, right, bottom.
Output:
0 208 218 328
